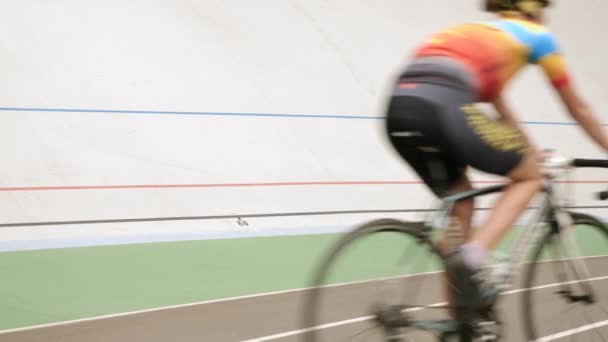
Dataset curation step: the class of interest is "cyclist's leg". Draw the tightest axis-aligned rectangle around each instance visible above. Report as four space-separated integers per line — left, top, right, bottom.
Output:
436 175 474 257
386 86 476 318
387 82 477 245
447 175 474 241
474 150 542 251
444 103 543 268
439 175 476 317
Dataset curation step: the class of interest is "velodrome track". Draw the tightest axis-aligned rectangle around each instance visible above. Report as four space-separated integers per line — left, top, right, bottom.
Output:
1 256 607 342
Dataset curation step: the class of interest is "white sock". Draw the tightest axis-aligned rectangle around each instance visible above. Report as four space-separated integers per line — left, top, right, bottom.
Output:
460 241 487 270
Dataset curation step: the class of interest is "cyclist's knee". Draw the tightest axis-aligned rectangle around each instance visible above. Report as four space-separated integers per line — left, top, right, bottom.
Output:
448 175 472 194
507 150 543 183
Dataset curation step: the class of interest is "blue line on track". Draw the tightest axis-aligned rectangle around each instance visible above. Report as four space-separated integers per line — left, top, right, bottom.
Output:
0 107 604 126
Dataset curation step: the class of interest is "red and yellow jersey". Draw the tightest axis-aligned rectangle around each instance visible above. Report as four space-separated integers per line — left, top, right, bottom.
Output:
414 18 571 101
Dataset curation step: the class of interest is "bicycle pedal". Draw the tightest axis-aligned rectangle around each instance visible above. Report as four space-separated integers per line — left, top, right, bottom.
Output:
474 320 501 341
440 332 461 342
478 334 499 342
385 328 405 342
479 286 501 308
373 305 409 328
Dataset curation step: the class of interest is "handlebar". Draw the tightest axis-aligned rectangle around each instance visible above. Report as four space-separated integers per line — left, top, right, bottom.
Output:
572 159 608 168
569 158 608 201
597 191 608 201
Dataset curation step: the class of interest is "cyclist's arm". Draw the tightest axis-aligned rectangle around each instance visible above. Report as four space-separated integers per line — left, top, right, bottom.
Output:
492 96 539 152
556 85 608 152
533 32 608 153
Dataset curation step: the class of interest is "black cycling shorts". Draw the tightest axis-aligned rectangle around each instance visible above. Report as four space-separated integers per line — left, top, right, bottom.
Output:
385 81 528 198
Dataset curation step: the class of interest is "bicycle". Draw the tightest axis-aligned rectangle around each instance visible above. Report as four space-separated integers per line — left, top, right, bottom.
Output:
301 155 608 341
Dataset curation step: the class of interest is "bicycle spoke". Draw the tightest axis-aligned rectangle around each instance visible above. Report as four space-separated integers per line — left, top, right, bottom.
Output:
399 272 423 306
374 242 437 308
399 252 435 305
562 227 595 277
563 258 596 300
551 273 608 341
584 309 608 342
550 254 569 281
550 239 577 293
340 323 380 342
594 303 608 317
567 307 584 342
592 329 608 342
553 277 608 341
560 303 579 315
522 213 608 341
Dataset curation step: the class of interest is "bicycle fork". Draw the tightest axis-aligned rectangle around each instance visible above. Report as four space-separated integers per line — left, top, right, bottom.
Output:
551 211 597 304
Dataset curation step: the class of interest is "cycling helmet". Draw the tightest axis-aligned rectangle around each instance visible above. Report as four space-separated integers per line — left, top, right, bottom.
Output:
485 0 552 15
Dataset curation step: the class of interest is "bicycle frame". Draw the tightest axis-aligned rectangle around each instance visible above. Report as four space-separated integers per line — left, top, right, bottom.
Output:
423 170 585 291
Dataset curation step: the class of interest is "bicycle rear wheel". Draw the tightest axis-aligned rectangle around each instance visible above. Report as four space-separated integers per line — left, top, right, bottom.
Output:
523 212 608 341
301 219 452 342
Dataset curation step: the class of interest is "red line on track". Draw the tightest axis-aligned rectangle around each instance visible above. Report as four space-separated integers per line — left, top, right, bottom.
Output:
0 180 606 191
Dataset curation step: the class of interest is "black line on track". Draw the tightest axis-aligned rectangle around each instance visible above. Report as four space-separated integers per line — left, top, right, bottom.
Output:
0 206 606 228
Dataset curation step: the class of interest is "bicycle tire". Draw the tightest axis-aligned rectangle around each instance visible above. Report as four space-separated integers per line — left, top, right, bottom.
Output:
522 211 608 341
301 219 451 342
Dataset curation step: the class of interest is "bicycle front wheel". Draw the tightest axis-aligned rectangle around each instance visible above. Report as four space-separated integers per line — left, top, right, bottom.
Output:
523 212 608 341
301 219 450 342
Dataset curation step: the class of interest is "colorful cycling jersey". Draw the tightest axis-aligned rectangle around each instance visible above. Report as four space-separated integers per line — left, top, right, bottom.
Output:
414 18 571 101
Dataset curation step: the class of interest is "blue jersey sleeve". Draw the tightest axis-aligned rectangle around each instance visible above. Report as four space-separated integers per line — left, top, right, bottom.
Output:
530 31 560 63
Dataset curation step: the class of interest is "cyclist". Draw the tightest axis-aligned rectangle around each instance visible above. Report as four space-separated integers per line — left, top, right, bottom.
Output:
385 0 608 310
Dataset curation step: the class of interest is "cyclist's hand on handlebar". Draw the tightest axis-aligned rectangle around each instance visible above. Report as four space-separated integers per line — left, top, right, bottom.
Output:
537 148 554 163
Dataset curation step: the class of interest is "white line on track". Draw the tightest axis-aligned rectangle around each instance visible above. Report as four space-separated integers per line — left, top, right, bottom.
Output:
0 270 445 335
0 255 606 336
241 275 608 342
535 320 608 341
